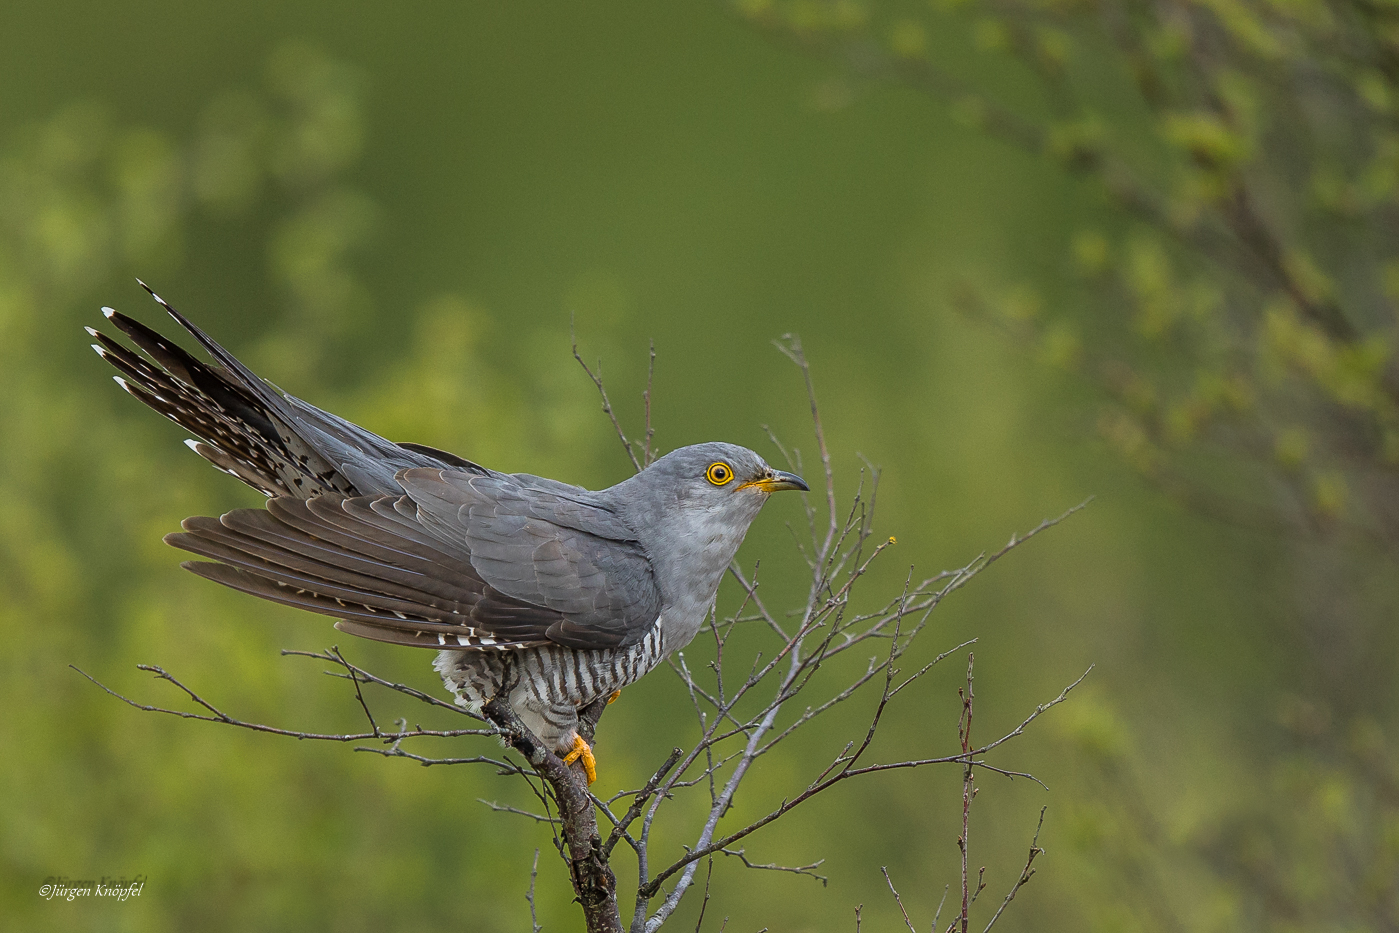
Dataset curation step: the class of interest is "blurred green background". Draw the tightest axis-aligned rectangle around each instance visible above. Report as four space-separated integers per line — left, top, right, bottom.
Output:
4 1 1397 930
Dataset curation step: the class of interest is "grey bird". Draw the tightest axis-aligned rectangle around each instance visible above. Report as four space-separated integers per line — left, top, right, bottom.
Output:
88 285 807 782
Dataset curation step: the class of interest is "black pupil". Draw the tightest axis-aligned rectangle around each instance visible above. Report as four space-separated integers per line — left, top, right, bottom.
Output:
715 466 726 479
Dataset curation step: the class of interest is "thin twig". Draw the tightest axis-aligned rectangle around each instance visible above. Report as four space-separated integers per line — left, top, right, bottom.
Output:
72 665 493 742
881 867 918 933
355 745 521 770
933 884 949 933
958 653 976 933
602 748 684 859
721 848 827 885
281 648 481 718
981 808 1047 932
482 800 563 824
528 848 543 933
330 645 379 737
572 319 642 473
644 339 656 466
694 857 713 933
638 665 1088 899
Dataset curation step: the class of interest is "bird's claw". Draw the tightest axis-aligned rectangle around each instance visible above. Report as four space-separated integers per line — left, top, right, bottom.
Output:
607 689 622 705
562 734 597 784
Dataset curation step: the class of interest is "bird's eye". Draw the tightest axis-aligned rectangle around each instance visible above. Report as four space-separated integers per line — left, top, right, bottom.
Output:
706 462 733 486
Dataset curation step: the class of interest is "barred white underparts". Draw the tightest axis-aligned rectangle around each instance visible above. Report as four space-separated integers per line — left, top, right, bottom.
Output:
435 623 667 752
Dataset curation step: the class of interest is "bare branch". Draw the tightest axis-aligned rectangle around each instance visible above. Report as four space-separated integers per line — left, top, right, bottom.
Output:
979 498 1094 576
881 867 918 933
982 808 1047 933
330 645 379 737
773 334 837 556
721 848 827 885
572 319 642 473
281 648 481 718
601 747 684 859
482 800 562 824
354 745 522 770
727 562 788 640
973 666 1094 757
629 492 1092 931
693 858 714 933
72 664 494 742
933 885 949 933
480 697 624 933
639 662 1088 900
958 654 976 933
643 338 656 467
528 848 543 933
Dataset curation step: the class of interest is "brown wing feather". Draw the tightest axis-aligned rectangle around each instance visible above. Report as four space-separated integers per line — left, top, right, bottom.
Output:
167 493 566 650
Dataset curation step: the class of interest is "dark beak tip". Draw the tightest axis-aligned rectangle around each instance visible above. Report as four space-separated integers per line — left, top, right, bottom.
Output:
776 470 809 492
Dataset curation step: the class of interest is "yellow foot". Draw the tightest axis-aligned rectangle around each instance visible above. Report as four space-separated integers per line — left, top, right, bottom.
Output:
561 734 597 784
607 689 622 705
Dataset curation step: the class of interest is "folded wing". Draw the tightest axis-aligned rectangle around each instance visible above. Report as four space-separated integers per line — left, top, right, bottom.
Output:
167 468 662 651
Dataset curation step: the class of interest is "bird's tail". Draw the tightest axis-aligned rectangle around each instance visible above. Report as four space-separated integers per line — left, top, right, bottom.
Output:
87 282 483 499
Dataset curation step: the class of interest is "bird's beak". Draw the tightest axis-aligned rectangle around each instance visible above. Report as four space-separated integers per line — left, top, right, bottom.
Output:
742 470 809 493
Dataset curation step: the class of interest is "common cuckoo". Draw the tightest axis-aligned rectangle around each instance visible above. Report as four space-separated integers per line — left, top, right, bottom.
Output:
88 285 807 782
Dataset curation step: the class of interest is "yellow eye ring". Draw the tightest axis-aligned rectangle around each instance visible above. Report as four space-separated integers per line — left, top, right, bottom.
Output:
706 462 733 486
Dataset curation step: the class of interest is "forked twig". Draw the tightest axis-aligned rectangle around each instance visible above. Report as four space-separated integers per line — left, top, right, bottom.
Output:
981 808 1047 932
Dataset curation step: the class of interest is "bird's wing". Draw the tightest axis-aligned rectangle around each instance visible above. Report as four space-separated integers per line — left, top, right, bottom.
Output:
398 469 659 647
165 469 662 651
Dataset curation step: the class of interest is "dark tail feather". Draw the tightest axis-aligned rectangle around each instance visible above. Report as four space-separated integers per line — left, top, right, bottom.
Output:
90 283 494 501
95 306 282 445
89 291 353 499
136 279 297 438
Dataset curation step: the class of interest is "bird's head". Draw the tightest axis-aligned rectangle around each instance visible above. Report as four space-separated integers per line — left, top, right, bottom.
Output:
606 443 807 624
615 442 808 527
